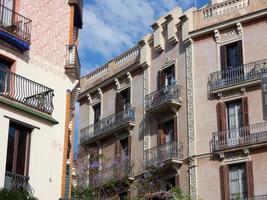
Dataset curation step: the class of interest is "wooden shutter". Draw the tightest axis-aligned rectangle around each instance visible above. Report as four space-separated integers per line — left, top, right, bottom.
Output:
128 135 131 159
159 70 166 89
115 92 124 113
158 124 166 145
114 141 118 156
246 161 254 198
173 116 178 141
237 40 243 66
220 45 227 70
219 165 230 200
242 97 249 127
216 102 227 131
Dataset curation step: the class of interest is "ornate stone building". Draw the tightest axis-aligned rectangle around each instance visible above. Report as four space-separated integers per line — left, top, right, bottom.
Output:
0 0 82 199
78 0 267 199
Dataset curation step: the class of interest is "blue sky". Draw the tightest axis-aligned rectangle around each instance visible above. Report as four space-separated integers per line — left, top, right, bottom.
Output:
74 0 209 154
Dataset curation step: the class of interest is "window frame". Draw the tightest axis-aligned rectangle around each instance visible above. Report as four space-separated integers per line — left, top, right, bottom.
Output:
5 121 32 176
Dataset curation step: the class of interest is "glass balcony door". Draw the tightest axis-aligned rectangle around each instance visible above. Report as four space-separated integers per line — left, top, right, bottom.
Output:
227 101 243 146
0 0 14 27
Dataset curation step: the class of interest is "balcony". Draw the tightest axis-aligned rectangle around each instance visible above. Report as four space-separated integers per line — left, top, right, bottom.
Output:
4 171 33 195
80 106 135 144
0 4 31 51
210 122 267 152
68 0 83 28
209 59 267 94
145 83 182 115
193 0 267 31
0 68 54 114
144 141 183 167
89 159 133 188
65 45 80 79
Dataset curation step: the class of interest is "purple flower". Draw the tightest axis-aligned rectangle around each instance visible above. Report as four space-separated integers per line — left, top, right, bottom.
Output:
90 161 100 169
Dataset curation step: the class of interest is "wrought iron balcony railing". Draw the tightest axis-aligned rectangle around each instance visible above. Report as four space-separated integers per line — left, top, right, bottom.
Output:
145 83 182 111
89 159 133 187
80 106 135 144
0 68 54 114
0 4 32 42
209 59 267 92
230 194 267 200
66 45 81 78
144 141 183 167
210 122 267 152
4 171 33 195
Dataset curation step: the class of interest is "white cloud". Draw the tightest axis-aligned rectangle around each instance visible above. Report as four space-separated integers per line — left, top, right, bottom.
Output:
79 0 195 75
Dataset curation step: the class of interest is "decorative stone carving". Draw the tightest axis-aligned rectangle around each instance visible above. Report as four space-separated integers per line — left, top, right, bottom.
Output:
143 65 150 151
127 72 132 84
115 78 121 91
186 43 195 144
188 157 197 200
220 27 240 43
237 22 243 37
162 57 176 70
214 29 220 43
87 94 92 105
98 88 103 100
186 42 197 200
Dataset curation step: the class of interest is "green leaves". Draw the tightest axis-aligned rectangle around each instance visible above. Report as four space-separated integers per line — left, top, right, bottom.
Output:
0 188 37 200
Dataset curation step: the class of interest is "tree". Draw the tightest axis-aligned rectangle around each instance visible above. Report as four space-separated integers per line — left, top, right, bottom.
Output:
0 188 37 200
73 145 135 199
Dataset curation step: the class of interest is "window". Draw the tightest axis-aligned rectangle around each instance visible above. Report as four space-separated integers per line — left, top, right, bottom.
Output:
93 103 101 123
120 88 130 109
0 59 11 93
229 164 247 199
158 119 174 145
221 41 243 69
220 162 254 200
5 122 31 176
159 65 175 88
0 0 15 26
115 88 130 113
120 138 129 158
164 65 175 86
227 100 243 130
164 177 175 191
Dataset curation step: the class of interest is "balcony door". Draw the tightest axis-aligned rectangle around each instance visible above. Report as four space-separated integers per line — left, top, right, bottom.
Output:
221 41 243 82
0 0 14 27
0 59 10 93
159 65 175 88
229 164 247 199
93 103 101 132
227 101 243 146
5 122 31 177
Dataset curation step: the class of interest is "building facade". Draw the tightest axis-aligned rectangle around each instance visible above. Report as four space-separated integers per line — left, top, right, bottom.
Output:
0 0 82 199
191 0 267 200
78 0 267 199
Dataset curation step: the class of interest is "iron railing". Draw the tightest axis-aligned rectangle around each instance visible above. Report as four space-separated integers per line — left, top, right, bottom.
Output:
4 171 33 195
145 83 182 111
0 4 32 42
80 106 135 144
230 194 267 200
89 159 132 187
66 45 81 78
210 122 267 152
0 68 54 114
209 59 267 91
144 141 183 167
